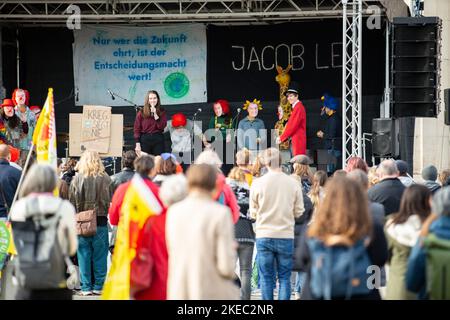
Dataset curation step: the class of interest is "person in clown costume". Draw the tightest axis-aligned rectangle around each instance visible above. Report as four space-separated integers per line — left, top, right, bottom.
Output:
237 99 266 159
203 99 235 175
13 88 36 165
164 112 203 167
0 98 28 152
316 93 342 174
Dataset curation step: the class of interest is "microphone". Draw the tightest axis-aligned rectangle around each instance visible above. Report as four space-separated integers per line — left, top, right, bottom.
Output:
193 108 202 117
108 89 115 100
232 108 242 126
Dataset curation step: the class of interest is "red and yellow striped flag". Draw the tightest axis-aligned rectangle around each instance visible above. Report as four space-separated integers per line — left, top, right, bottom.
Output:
102 174 163 300
32 88 57 169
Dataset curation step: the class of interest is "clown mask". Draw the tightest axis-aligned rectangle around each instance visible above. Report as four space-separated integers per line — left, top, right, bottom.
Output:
247 103 259 119
213 103 223 117
277 106 283 120
3 106 15 118
15 90 27 106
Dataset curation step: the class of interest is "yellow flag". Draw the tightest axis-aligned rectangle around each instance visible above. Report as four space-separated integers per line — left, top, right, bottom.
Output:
102 174 162 300
32 88 57 170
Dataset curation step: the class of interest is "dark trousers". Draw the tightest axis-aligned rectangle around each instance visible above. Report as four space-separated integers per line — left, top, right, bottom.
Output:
237 242 254 300
140 133 165 156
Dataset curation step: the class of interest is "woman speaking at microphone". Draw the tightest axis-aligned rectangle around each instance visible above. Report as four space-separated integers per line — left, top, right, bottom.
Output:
134 90 167 156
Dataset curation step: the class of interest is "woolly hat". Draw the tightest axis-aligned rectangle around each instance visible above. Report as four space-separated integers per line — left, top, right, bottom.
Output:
172 113 187 127
321 93 339 111
395 160 408 175
432 186 450 217
422 165 438 181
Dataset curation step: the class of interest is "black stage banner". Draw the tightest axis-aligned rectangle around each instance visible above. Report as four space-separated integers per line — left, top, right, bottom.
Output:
207 20 385 102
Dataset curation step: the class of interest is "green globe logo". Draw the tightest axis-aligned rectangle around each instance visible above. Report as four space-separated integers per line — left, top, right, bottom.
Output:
164 72 190 98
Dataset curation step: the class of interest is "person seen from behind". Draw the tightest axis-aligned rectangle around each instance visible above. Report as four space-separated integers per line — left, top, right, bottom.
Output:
11 164 77 300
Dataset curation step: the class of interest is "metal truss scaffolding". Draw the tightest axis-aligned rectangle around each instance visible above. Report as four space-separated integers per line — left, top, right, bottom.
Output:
0 0 383 24
342 0 362 167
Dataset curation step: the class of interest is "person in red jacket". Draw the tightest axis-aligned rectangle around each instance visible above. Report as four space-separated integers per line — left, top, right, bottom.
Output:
108 155 169 300
276 82 307 156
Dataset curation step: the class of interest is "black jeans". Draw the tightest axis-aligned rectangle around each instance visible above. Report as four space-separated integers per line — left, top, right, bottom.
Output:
140 132 165 156
237 242 254 300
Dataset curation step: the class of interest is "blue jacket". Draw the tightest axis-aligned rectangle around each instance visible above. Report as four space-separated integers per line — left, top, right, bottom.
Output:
406 216 450 299
237 117 266 151
0 159 22 218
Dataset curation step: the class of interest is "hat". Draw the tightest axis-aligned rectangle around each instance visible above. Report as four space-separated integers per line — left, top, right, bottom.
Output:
290 155 312 165
1 99 14 108
321 93 339 111
172 113 187 127
422 165 438 181
243 99 263 110
395 160 408 175
285 82 300 96
432 187 450 217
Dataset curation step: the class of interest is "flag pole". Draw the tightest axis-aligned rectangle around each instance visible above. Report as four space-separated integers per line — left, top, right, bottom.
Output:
8 144 35 221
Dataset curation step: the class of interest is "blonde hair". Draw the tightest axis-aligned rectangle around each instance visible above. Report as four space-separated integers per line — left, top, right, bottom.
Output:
251 153 265 177
236 148 251 167
438 169 450 186
308 170 328 208
228 166 246 183
261 148 281 169
293 163 313 181
308 176 372 245
76 151 105 177
368 166 379 188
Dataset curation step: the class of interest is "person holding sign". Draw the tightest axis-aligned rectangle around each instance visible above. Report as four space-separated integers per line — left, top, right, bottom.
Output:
134 90 167 156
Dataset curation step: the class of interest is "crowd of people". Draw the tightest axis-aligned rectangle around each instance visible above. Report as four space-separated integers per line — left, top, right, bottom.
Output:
1 138 450 300
0 87 450 301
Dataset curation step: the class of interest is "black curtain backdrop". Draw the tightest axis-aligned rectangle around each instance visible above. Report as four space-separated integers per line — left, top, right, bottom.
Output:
1 21 404 168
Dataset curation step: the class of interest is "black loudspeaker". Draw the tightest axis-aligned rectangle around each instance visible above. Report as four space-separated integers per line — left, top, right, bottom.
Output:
372 118 399 157
444 88 450 125
391 17 441 118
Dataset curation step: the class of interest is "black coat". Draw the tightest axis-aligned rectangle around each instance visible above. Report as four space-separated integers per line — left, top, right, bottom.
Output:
323 113 342 150
292 189 313 270
0 159 21 218
110 168 135 193
368 178 406 216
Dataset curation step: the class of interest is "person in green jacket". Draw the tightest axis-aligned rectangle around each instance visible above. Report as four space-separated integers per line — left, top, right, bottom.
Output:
203 99 235 175
384 184 432 300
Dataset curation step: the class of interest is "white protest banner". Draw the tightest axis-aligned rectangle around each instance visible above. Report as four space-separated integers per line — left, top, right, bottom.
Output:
81 105 112 153
73 24 207 106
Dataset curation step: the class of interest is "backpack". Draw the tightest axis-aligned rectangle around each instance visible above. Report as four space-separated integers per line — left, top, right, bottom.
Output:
307 238 372 300
11 199 67 290
423 233 450 300
217 191 226 205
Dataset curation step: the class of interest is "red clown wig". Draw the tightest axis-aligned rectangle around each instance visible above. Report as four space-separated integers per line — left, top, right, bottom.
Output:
12 88 30 106
172 113 187 127
214 99 230 115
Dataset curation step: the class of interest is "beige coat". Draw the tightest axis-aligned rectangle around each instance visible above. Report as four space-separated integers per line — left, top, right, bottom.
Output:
166 192 239 300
